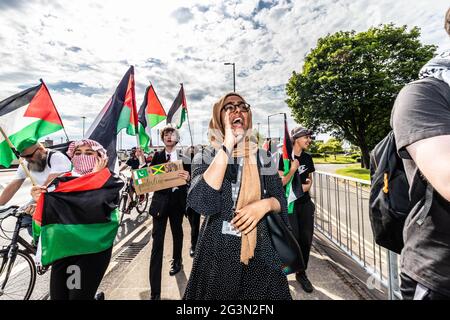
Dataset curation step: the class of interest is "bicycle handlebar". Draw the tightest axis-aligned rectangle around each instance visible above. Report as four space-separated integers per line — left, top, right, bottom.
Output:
0 205 24 220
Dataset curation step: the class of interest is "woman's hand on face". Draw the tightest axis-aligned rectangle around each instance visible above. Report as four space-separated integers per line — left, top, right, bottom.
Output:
223 110 244 150
223 109 236 150
231 200 268 235
31 185 47 202
93 156 108 172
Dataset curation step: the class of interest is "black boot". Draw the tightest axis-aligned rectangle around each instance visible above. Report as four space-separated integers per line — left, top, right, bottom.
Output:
169 259 183 276
296 272 313 293
150 293 161 300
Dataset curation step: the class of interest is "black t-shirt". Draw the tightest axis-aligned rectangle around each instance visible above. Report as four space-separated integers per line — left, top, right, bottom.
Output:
278 151 315 204
391 76 450 295
126 157 140 170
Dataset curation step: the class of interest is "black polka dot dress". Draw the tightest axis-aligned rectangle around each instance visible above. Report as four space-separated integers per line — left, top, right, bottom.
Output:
183 147 292 300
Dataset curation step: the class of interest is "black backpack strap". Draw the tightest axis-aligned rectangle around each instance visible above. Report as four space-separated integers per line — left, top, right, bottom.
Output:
416 183 434 226
46 149 56 168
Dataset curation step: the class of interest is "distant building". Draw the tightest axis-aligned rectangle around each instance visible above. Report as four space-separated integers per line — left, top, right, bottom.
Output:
43 138 54 147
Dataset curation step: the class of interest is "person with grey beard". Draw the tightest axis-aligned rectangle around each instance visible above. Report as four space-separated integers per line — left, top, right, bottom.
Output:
0 142 72 235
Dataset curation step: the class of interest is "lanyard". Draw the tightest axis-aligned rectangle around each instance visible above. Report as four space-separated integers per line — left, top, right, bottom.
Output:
231 157 244 212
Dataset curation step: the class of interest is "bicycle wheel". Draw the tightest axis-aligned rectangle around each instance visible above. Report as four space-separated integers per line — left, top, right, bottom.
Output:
136 194 149 214
0 249 36 300
118 193 129 225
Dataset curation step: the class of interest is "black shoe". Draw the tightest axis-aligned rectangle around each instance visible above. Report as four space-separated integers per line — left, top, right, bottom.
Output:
169 260 183 276
94 292 105 300
189 247 195 258
296 272 314 293
150 293 160 300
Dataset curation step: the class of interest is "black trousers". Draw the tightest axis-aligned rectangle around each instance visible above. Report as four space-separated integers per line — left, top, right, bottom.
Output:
187 208 200 249
400 273 450 300
50 247 112 300
289 199 315 271
149 191 184 295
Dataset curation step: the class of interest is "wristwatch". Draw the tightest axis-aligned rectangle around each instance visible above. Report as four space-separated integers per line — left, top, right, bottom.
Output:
221 144 232 158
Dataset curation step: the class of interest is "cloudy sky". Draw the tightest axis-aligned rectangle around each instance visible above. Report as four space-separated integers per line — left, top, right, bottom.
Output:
0 0 448 148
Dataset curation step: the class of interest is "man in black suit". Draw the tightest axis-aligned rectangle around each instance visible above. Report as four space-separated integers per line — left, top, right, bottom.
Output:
148 125 190 300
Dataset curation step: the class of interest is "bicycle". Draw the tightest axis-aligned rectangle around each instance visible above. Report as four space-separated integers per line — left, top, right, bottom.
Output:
0 205 48 300
118 175 149 225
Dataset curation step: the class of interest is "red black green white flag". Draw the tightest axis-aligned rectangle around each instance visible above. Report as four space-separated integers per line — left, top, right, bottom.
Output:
0 82 65 168
281 118 303 214
32 168 124 266
86 66 138 170
137 84 166 152
166 84 187 129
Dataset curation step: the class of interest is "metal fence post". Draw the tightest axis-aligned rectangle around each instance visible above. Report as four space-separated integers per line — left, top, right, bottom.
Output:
388 250 401 300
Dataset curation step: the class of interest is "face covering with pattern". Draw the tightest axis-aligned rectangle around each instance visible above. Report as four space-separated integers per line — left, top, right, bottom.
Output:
72 154 97 175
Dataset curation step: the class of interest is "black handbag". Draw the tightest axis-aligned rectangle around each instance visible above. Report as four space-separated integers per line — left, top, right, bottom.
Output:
257 149 305 275
265 212 305 275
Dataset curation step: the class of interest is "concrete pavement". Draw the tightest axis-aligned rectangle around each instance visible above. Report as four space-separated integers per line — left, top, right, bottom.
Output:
100 216 373 300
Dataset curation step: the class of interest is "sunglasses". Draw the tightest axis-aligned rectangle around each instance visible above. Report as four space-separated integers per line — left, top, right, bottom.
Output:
222 102 251 113
20 147 39 159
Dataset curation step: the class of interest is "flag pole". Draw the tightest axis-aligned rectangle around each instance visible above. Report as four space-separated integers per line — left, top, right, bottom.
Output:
39 79 70 142
181 83 194 147
0 126 37 186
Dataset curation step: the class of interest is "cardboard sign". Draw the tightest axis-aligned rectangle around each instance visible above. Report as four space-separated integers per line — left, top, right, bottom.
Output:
132 160 186 195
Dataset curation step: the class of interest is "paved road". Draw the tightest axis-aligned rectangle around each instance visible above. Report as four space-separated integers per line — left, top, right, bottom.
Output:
315 163 352 173
310 171 388 278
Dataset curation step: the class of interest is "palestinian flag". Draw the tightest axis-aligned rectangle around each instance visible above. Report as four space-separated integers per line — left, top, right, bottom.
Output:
166 84 187 129
0 82 64 168
281 118 303 214
137 85 166 152
32 168 124 266
86 66 138 171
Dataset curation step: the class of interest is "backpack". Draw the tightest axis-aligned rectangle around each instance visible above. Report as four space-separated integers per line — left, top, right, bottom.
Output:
369 131 426 254
47 149 71 168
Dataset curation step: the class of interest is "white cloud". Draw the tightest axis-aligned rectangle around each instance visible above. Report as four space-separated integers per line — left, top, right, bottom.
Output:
0 0 448 147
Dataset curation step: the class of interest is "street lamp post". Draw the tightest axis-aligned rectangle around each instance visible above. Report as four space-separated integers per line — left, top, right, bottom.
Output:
267 112 285 138
224 62 236 92
81 116 86 138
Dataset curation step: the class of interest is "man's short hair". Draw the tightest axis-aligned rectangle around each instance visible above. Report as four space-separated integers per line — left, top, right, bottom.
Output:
160 124 180 143
446 7 450 36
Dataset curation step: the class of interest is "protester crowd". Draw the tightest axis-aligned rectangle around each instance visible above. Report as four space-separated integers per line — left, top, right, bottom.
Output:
1 7 450 301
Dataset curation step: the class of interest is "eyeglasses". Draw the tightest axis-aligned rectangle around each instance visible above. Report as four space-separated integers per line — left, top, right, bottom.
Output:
222 102 251 113
20 147 39 159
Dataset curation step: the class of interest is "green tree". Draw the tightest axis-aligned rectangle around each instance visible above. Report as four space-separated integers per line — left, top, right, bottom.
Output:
318 141 333 161
325 138 343 160
308 139 323 154
286 24 436 168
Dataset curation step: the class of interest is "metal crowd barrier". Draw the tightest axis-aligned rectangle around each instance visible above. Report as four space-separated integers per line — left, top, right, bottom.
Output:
310 171 402 300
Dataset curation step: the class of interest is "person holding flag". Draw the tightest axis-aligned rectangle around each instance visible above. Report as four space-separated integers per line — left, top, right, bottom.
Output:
31 139 123 300
0 82 72 234
278 126 316 293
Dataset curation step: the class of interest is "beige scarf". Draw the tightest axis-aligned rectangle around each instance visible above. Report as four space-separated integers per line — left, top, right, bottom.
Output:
208 93 260 265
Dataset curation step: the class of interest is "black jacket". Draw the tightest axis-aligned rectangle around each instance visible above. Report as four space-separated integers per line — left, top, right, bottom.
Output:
148 149 191 218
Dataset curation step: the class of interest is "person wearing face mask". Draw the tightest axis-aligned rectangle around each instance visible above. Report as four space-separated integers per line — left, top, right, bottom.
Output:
183 93 291 300
31 139 123 300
